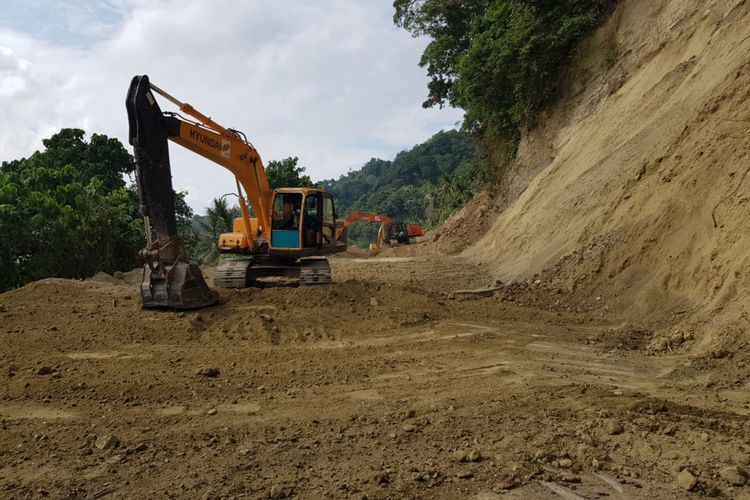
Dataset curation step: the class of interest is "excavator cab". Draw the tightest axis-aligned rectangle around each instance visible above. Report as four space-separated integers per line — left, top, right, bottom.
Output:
216 188 342 287
269 189 339 253
270 191 303 247
388 223 410 244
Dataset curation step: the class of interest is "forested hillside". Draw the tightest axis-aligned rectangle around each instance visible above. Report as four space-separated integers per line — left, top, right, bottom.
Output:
0 129 193 293
320 129 475 246
394 0 616 182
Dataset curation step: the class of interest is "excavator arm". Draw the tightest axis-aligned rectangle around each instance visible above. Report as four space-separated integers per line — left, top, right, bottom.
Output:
125 75 227 309
127 75 179 261
129 75 273 248
344 211 393 225
169 121 269 246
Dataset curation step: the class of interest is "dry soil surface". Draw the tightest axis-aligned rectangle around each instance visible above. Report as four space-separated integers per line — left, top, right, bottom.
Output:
1 255 749 499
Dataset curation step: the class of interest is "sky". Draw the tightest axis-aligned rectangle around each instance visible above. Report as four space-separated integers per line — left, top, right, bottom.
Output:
0 0 463 212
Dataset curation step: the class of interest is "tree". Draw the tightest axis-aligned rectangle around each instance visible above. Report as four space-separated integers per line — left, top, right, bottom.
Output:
394 0 491 109
265 156 316 190
173 189 197 260
0 128 193 292
395 0 614 145
426 172 475 226
193 197 240 264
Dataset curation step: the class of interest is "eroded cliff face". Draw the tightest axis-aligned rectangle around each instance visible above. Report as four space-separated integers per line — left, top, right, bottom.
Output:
457 0 750 353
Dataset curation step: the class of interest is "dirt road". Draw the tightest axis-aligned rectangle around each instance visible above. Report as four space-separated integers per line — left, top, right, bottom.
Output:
1 255 748 499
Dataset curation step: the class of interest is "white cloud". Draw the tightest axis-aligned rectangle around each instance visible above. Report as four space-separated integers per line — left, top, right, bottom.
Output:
0 1 463 211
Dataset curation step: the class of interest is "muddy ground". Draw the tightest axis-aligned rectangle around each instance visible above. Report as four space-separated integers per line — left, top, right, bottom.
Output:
0 255 748 499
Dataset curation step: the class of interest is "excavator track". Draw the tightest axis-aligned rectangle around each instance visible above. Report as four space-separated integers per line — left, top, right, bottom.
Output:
215 257 332 288
299 258 331 285
215 259 253 289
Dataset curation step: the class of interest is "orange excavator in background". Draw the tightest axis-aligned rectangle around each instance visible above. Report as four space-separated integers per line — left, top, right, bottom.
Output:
344 211 424 251
126 75 346 309
344 211 392 251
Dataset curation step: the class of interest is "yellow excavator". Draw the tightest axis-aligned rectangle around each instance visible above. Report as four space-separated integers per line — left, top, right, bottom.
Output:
126 75 346 309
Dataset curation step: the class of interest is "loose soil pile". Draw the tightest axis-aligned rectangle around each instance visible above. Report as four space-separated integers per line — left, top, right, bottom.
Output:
1 257 748 498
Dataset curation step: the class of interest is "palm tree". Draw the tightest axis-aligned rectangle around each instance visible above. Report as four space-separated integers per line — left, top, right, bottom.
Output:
196 197 240 264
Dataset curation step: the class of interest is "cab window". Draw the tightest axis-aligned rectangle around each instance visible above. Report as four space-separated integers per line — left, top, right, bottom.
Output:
272 192 303 230
305 194 319 220
322 195 335 223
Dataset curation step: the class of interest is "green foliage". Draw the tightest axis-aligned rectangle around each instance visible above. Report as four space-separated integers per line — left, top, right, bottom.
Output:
344 222 381 249
265 156 316 190
395 0 614 149
318 158 390 213
192 197 240 264
394 0 491 109
173 189 196 260
0 128 193 292
426 171 476 226
37 128 135 191
320 129 476 247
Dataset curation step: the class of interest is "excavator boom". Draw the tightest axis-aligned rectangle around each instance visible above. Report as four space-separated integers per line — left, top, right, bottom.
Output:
126 75 218 309
344 211 393 225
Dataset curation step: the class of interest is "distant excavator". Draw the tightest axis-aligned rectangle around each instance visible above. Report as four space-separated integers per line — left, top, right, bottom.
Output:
344 211 424 251
126 75 346 309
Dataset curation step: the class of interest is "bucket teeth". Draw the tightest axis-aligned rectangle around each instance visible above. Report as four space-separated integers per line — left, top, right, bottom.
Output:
140 262 218 309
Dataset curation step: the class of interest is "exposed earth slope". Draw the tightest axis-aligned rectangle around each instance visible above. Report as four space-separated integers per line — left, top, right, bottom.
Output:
460 0 750 360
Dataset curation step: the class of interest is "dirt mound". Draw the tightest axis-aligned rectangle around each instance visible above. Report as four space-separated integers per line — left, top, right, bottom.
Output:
2 257 749 498
459 0 750 360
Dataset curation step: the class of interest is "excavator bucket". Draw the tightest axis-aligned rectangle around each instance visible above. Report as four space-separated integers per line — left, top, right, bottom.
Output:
140 262 218 310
